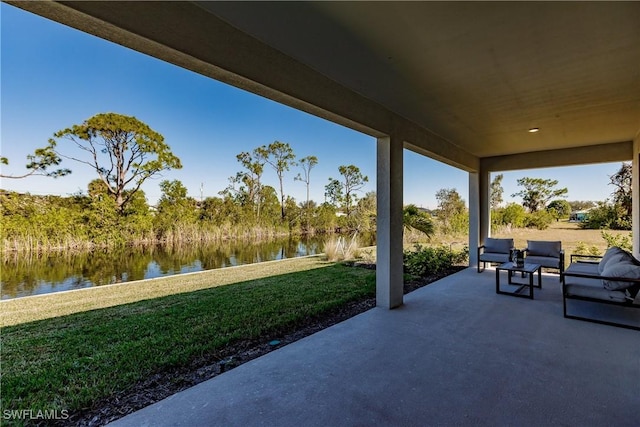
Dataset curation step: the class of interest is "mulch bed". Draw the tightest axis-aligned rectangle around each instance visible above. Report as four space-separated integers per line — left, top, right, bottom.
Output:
64 265 465 427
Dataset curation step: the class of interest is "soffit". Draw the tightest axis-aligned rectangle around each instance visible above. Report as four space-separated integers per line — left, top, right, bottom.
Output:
200 1 640 158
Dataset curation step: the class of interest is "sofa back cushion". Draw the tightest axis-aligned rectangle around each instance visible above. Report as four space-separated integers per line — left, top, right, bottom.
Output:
601 260 640 290
484 238 513 254
598 246 634 274
527 240 561 258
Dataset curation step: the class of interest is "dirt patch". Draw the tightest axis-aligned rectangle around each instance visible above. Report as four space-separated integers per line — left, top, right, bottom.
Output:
65 265 464 427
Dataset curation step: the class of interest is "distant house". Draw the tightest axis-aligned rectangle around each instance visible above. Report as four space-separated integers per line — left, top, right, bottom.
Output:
569 210 590 222
417 206 436 216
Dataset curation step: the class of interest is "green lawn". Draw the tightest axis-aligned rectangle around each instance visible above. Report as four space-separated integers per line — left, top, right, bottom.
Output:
1 260 375 420
1 255 333 327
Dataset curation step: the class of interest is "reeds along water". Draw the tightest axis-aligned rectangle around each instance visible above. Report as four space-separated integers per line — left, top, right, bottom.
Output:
324 234 362 262
1 235 98 253
0 223 297 254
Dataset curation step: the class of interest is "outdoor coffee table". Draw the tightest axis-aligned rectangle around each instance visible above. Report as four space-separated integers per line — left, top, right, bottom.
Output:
495 262 542 299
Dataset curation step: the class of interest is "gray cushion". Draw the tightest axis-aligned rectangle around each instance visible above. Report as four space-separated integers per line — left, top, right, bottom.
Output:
601 260 640 290
564 282 628 303
479 252 511 263
527 240 561 258
483 238 513 254
598 246 634 274
564 262 599 276
525 255 561 269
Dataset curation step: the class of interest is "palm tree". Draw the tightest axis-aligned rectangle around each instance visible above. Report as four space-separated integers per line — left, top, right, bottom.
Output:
403 204 434 238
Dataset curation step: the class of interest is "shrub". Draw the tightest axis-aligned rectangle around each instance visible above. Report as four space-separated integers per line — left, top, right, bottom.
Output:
324 234 360 262
601 231 633 252
573 242 601 256
580 203 631 230
403 244 468 277
494 203 526 228
524 210 553 230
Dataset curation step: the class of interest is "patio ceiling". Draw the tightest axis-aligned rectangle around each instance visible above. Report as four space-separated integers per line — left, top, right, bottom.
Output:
9 1 640 171
204 2 640 158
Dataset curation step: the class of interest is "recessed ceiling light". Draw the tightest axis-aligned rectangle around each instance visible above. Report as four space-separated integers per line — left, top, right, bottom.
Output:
528 127 540 133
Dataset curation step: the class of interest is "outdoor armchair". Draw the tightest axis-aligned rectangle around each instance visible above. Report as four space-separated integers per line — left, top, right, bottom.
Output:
477 238 514 273
524 240 564 280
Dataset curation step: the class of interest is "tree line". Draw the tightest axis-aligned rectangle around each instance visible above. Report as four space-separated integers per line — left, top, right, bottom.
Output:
405 162 632 238
489 163 632 231
1 113 377 252
1 112 632 252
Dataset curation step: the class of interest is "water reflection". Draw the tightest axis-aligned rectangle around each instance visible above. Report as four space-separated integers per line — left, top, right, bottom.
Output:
1 236 331 299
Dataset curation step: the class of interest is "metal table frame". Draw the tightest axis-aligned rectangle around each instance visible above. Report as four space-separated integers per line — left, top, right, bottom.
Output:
495 262 542 299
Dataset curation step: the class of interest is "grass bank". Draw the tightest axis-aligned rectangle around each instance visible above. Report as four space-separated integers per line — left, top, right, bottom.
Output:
1 255 331 327
1 256 375 422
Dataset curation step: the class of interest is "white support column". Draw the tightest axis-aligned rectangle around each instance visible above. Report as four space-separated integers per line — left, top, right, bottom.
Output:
633 135 639 258
481 169 491 240
376 135 404 309
468 167 490 268
468 172 480 268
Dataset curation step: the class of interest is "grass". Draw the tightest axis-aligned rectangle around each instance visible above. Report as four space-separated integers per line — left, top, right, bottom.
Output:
491 220 631 259
1 256 330 327
0 258 375 420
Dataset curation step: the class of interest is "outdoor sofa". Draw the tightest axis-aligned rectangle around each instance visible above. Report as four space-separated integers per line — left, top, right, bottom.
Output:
562 246 640 330
477 238 514 273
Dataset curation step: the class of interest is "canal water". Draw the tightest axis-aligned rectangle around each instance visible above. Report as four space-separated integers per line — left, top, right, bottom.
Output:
1 236 331 299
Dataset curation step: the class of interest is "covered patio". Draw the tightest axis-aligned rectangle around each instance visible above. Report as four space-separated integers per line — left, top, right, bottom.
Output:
110 269 638 426
7 2 639 425
11 0 639 309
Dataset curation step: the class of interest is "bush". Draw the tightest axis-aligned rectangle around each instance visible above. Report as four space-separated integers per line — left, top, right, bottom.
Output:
601 231 633 252
403 244 468 277
573 242 601 256
580 203 631 230
524 210 553 230
493 203 526 228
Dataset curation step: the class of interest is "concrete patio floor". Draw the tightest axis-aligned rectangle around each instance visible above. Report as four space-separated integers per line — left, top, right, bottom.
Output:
110 267 639 427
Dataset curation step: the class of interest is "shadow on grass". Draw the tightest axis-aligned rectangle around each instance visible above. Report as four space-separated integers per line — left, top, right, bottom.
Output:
1 263 375 426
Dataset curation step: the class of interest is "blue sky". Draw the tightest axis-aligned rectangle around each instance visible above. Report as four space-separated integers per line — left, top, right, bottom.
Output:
0 4 622 209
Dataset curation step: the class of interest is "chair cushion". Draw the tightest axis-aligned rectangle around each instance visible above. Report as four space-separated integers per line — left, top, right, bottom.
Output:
564 282 628 303
525 255 560 269
598 246 634 274
527 240 561 258
565 262 599 276
602 260 640 291
479 252 511 263
484 238 513 254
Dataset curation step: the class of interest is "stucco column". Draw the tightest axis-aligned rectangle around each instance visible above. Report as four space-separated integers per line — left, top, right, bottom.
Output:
376 135 404 309
633 134 639 259
468 173 480 268
469 166 490 268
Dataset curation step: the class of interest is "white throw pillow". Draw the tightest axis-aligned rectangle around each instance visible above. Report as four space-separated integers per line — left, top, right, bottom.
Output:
598 246 631 274
602 260 640 291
